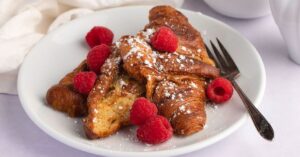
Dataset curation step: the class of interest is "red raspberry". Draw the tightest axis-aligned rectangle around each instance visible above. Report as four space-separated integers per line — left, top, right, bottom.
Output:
206 77 233 103
137 115 173 144
150 26 178 52
85 26 114 48
130 97 158 125
73 71 97 95
87 44 111 74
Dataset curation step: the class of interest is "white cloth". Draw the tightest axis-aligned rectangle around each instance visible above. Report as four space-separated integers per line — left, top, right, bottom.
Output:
0 0 184 95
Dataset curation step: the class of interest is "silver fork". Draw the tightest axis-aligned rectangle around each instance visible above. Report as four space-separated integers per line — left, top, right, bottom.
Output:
205 38 274 141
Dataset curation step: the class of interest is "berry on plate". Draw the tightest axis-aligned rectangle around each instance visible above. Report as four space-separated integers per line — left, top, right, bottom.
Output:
73 71 97 95
85 26 114 48
87 44 111 74
150 26 178 52
137 115 173 144
206 77 233 103
130 97 158 125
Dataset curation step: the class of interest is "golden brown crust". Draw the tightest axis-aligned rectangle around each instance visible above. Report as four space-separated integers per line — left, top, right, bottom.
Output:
145 5 215 66
46 84 87 117
152 76 206 135
117 35 157 83
116 5 219 136
147 6 212 136
46 61 88 117
83 50 144 139
156 53 219 78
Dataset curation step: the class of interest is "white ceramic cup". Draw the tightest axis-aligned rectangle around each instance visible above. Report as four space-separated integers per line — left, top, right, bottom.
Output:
270 0 300 64
204 0 270 19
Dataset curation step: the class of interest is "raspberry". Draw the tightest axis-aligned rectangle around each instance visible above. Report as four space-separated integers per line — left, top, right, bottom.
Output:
85 26 114 48
206 77 233 103
137 115 173 144
87 44 111 74
73 71 97 95
130 97 158 125
150 26 178 52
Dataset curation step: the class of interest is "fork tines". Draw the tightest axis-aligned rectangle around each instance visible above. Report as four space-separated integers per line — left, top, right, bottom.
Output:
205 38 239 79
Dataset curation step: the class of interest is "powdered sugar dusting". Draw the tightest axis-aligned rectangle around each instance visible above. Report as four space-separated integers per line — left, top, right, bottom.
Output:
179 105 186 112
190 82 198 88
119 78 127 87
142 28 155 42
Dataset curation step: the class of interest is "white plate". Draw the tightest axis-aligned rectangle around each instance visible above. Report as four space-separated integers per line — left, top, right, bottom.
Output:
18 6 266 157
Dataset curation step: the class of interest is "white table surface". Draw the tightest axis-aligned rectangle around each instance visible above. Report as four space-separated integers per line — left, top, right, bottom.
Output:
1 0 300 157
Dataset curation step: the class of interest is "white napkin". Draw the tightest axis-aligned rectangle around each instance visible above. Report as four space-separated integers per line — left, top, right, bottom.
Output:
0 0 184 95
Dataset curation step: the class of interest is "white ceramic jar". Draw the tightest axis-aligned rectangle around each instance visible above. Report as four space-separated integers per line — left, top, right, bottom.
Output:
270 0 300 64
204 0 270 19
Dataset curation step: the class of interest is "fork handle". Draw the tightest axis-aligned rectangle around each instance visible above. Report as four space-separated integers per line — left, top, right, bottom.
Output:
231 80 274 141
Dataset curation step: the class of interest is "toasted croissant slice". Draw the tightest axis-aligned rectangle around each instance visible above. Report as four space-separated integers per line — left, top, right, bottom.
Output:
46 61 88 117
117 35 219 83
116 5 219 136
145 5 215 66
152 75 207 135
149 5 220 135
83 50 144 139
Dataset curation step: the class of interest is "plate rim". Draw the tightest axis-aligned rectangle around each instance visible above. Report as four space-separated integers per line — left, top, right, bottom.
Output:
17 5 266 157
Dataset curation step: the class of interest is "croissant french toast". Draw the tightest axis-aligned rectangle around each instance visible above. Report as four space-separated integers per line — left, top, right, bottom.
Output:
116 5 220 136
46 5 220 140
148 6 220 135
46 61 88 117
83 49 144 139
